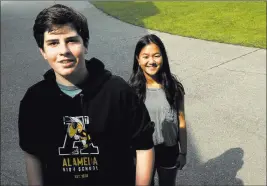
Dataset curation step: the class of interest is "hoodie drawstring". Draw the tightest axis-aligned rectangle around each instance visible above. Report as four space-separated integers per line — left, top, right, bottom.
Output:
80 93 85 116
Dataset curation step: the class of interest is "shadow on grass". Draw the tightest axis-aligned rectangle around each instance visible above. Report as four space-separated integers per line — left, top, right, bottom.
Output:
91 1 159 28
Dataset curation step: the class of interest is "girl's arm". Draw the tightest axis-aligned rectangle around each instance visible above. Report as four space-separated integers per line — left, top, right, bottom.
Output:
177 94 187 169
178 93 187 155
178 111 187 155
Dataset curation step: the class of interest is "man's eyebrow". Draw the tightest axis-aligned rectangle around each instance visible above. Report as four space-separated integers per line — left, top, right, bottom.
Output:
66 36 80 40
45 39 58 43
45 36 80 43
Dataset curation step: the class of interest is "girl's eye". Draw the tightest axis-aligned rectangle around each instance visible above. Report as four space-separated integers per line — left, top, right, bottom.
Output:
143 56 149 59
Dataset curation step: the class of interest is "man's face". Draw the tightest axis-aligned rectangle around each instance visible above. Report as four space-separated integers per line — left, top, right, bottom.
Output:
40 24 88 78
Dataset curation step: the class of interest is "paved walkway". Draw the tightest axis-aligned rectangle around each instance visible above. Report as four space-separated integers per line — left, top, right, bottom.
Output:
1 1 266 185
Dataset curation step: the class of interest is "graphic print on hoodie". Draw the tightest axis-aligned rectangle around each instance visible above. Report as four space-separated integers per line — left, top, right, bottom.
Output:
59 116 99 174
18 58 154 185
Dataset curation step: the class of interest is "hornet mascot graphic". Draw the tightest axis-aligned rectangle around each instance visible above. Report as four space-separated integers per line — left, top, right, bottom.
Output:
67 117 91 154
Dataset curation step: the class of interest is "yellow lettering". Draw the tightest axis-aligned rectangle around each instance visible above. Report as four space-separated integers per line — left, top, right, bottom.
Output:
77 158 83 166
63 158 67 167
73 158 77 166
87 157 91 166
83 157 88 166
67 158 72 166
92 157 98 165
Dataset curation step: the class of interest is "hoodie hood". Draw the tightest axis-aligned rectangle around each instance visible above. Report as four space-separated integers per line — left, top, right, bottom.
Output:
43 57 112 98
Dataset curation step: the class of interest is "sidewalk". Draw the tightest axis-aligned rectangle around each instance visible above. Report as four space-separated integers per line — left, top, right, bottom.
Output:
79 2 266 185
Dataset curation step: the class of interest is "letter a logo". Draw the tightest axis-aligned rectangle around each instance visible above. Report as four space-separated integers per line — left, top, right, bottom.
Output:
58 116 99 156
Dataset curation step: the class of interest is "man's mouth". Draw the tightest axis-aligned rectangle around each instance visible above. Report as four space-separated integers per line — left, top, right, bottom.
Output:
59 59 75 64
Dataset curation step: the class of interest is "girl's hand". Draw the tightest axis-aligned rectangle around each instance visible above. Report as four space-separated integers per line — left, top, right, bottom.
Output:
176 153 186 170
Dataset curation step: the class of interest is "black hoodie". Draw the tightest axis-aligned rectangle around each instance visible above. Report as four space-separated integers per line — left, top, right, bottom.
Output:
18 58 154 185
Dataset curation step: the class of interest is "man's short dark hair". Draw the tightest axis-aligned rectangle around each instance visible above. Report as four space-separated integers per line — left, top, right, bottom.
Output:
33 4 89 50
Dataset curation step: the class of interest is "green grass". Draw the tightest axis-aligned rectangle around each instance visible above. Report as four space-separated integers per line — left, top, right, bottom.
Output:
92 1 266 49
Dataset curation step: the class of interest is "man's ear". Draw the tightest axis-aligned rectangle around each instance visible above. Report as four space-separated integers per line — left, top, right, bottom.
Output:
39 48 47 60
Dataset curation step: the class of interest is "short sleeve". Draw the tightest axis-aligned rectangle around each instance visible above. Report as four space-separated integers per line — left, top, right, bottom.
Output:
18 93 41 156
120 87 154 150
177 83 185 113
178 93 185 113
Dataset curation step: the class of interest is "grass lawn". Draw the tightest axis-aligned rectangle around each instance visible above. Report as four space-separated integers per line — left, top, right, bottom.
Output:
92 1 266 49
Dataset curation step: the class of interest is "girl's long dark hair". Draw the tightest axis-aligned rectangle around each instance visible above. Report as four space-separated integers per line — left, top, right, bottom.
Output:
128 34 185 111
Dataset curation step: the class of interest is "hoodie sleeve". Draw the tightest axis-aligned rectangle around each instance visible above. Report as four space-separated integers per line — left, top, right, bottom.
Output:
120 87 154 150
18 91 41 156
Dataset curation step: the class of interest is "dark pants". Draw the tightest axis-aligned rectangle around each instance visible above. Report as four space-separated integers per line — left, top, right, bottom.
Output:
151 144 179 186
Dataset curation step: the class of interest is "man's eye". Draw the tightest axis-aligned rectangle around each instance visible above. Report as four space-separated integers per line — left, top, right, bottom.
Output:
68 40 79 43
48 42 58 46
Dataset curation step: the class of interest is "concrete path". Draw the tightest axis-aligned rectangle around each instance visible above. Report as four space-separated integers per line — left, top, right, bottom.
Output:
1 1 266 185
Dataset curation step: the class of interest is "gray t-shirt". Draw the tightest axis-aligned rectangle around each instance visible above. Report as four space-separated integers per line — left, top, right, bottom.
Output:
145 88 179 146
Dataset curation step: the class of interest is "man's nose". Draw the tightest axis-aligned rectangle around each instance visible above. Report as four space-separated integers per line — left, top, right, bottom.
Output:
59 43 70 55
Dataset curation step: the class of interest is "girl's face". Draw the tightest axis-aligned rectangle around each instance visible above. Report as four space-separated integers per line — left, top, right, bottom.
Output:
137 43 163 77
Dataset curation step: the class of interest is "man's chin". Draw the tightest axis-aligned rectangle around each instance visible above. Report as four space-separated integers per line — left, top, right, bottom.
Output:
55 70 76 78
60 72 74 77
60 68 77 75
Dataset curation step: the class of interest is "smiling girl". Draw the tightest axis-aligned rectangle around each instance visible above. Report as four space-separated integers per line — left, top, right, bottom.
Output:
129 34 187 186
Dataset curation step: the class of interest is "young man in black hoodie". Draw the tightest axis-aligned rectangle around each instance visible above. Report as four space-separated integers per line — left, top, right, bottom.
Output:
18 4 154 186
